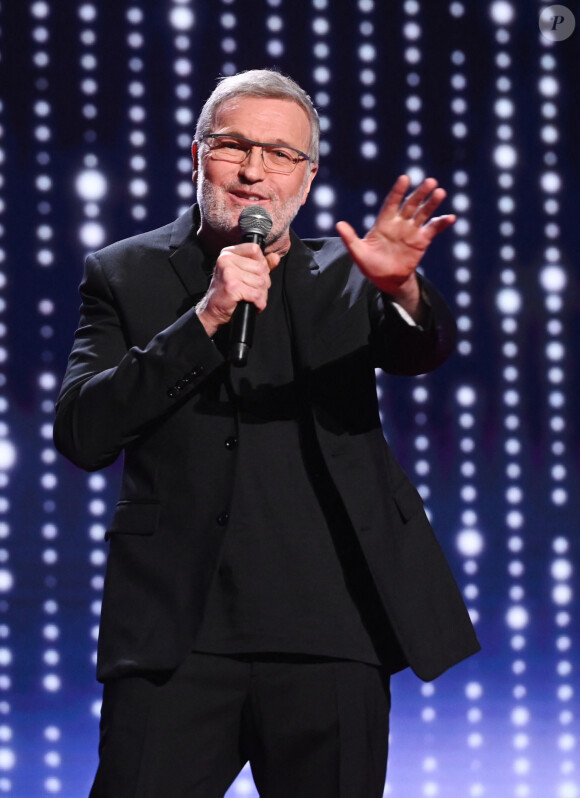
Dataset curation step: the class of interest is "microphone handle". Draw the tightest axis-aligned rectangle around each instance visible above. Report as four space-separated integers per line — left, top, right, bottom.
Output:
229 231 264 367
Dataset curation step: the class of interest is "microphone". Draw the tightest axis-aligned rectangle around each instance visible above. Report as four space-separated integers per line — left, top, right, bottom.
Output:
229 205 273 367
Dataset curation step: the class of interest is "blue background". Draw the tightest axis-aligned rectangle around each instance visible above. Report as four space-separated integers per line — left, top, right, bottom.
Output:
0 0 578 795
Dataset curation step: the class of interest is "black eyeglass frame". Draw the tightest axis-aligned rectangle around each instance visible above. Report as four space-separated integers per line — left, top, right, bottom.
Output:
197 133 312 172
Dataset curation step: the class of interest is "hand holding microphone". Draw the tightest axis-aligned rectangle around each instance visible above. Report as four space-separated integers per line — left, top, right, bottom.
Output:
229 206 273 367
194 206 277 355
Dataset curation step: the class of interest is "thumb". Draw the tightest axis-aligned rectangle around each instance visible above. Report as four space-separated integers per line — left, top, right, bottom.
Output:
336 220 366 266
266 252 281 271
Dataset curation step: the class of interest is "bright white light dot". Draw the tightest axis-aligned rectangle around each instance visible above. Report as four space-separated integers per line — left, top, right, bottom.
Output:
490 1 515 24
0 570 12 593
169 7 195 29
456 386 476 407
496 287 521 314
465 682 483 700
542 125 559 144
541 171 562 193
468 732 484 748
79 222 106 249
75 169 107 201
44 727 61 743
266 14 283 31
552 488 568 505
546 341 565 361
506 606 528 630
558 685 574 701
361 117 377 135
0 442 16 472
413 386 429 403
457 529 484 557
43 675 61 692
89 524 106 540
43 624 59 641
89 499 106 516
558 734 576 752
129 178 148 198
540 265 566 292
404 47 421 64
494 144 517 169
88 475 106 492
452 193 470 212
38 372 57 391
558 783 578 798
358 43 376 61
361 141 378 159
41 474 57 490
313 185 335 208
511 706 530 726
32 1 50 17
539 76 559 97
312 17 330 35
90 550 106 567
267 40 284 57
44 751 61 767
553 585 573 606
453 242 471 260
315 212 334 231
79 4 96 21
0 749 14 770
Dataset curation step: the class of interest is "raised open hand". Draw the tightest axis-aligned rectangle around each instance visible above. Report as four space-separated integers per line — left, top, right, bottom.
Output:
336 175 455 311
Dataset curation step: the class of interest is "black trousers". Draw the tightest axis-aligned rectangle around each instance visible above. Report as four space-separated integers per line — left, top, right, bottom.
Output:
89 652 391 798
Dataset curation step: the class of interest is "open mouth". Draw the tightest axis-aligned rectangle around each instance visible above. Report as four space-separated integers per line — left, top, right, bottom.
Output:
230 191 269 204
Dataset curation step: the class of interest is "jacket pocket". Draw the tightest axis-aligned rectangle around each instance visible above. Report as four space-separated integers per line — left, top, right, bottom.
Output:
105 501 161 540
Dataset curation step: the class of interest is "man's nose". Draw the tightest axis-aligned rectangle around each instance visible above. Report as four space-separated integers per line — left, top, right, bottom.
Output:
238 147 265 180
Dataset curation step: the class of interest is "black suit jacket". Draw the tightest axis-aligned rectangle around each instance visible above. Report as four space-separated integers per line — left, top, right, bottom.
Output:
54 207 480 682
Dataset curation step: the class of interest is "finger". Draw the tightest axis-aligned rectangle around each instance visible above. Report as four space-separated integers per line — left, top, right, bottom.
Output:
219 248 269 277
413 187 448 226
221 242 269 264
336 219 360 247
266 252 281 272
399 177 439 219
336 220 368 269
375 175 412 223
422 214 456 240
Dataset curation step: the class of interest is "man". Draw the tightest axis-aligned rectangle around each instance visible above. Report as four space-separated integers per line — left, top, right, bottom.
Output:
54 69 480 798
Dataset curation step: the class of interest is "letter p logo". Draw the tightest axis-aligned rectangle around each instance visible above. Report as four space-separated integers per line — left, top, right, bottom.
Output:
539 5 576 41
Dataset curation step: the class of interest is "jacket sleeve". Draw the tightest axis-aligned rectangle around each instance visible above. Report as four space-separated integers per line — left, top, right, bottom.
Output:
53 252 225 471
369 274 457 376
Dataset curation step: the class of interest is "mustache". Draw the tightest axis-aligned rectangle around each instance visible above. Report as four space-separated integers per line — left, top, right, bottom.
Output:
222 183 275 201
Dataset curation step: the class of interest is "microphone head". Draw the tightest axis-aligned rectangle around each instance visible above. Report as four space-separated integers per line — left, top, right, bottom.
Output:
238 205 273 239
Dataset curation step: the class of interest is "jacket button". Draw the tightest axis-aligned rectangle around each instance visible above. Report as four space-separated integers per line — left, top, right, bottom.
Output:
216 511 229 526
224 436 238 450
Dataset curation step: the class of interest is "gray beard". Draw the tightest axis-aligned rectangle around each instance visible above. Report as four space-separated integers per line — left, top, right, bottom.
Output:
196 172 308 248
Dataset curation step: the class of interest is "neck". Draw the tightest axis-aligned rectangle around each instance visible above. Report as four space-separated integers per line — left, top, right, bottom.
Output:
196 219 292 258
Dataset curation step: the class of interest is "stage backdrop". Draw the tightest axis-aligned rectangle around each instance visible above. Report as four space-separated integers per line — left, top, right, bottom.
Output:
0 0 578 795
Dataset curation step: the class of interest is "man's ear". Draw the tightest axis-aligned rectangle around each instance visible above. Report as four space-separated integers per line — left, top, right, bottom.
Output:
300 163 319 206
191 141 199 186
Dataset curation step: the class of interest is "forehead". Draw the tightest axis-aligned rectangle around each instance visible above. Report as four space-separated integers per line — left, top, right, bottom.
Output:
212 96 312 148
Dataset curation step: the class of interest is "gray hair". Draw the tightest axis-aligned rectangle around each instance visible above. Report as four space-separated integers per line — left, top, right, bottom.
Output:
195 69 320 163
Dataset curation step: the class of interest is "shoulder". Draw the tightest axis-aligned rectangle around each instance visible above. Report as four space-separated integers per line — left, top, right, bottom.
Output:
298 235 349 266
89 207 194 268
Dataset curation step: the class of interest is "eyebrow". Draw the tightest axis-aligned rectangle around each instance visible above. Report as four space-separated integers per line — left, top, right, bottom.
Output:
215 131 307 153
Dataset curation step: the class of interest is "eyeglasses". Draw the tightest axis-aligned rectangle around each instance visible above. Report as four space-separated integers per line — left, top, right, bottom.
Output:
198 133 312 174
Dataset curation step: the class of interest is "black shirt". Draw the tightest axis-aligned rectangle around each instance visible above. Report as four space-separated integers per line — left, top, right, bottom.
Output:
194 255 395 665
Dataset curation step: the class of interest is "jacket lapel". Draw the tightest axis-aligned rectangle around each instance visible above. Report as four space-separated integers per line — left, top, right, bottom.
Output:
168 206 210 300
283 230 322 371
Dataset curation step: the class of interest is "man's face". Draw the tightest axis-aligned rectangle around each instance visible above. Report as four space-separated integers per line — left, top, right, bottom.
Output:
193 97 318 255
